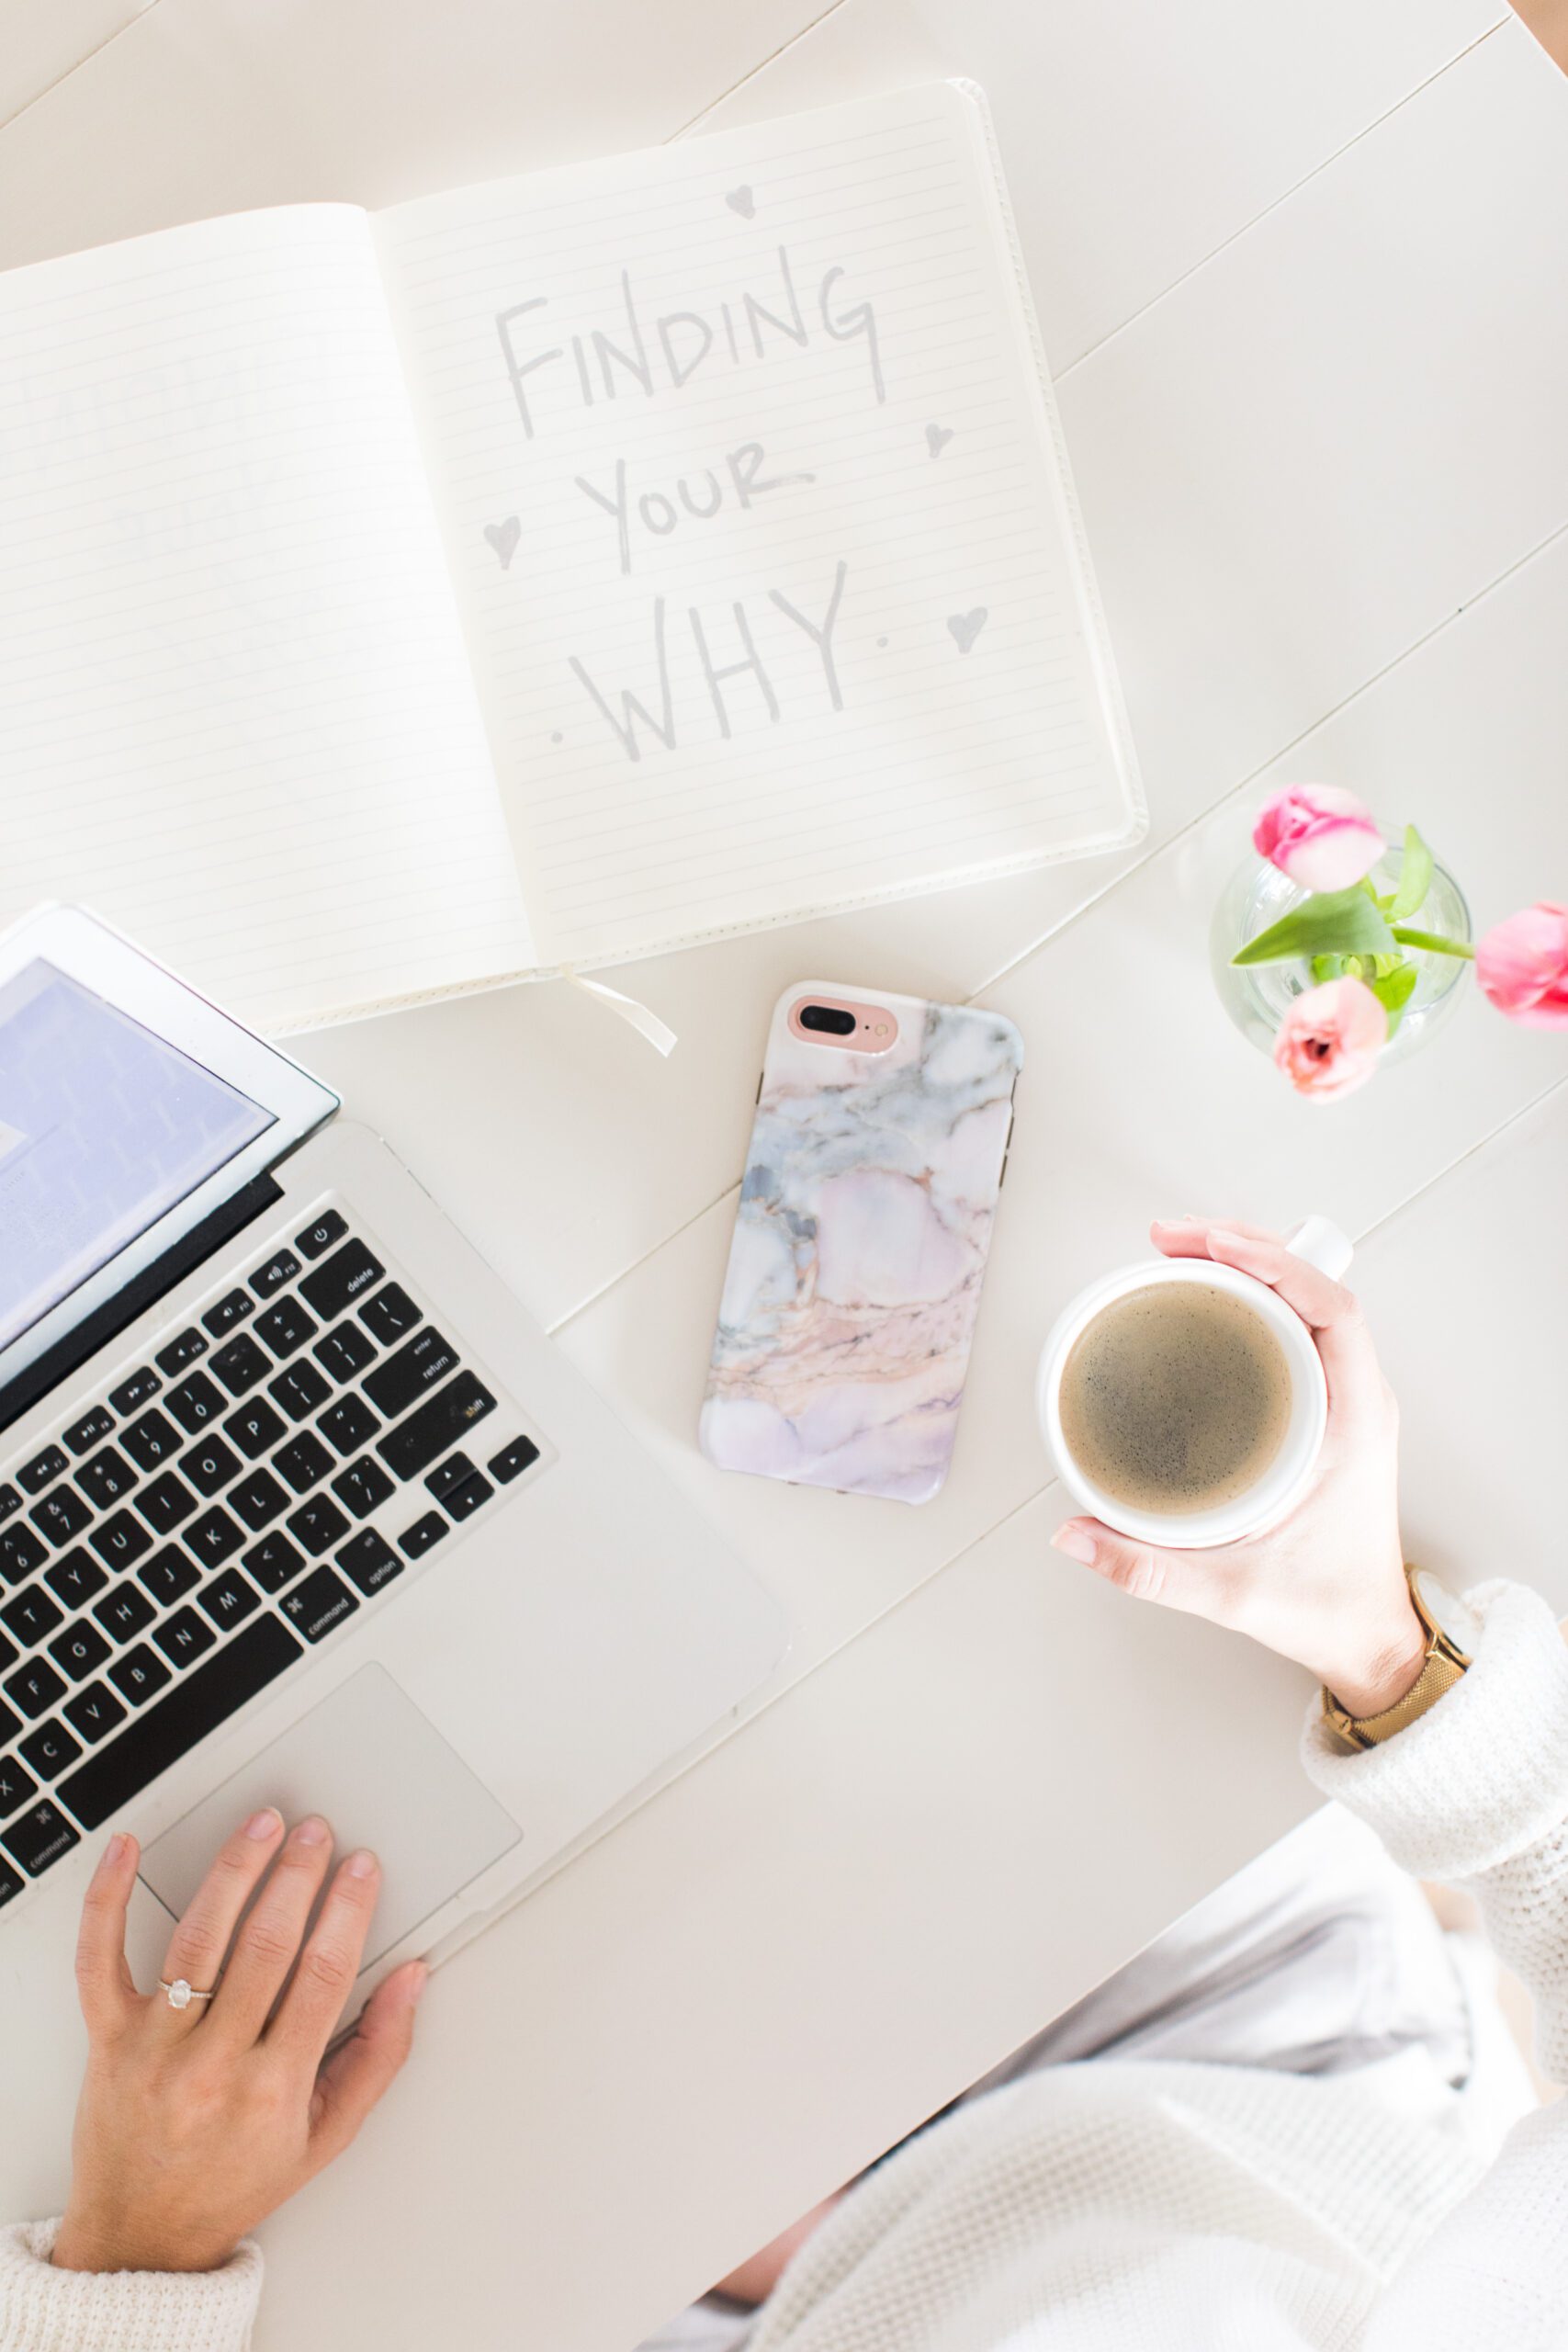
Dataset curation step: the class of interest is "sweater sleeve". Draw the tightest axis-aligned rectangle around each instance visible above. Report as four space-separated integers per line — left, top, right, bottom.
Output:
1301 1577 1568 2082
1302 1577 1568 2352
0 2222 262 2352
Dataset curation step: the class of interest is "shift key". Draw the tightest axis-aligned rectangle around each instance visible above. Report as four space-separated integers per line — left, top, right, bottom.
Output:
375 1373 496 1481
362 1328 458 1420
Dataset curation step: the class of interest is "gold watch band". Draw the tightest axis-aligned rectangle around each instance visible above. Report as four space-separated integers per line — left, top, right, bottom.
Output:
1322 1565 1472 1749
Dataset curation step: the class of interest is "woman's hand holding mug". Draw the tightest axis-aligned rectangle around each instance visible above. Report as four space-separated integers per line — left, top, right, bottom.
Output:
53 1810 426 2277
1047 1219 1428 1721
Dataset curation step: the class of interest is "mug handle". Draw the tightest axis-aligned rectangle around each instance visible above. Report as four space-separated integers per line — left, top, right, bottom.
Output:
1285 1214 1353 1283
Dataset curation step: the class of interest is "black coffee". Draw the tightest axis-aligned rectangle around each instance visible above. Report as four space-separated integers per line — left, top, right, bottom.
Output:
1058 1282 1292 1515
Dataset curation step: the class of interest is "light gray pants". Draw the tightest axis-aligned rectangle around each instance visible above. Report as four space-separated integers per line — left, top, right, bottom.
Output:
636 1803 1519 2352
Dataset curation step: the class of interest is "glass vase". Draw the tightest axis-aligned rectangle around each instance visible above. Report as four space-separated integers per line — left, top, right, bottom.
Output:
1210 826 1472 1067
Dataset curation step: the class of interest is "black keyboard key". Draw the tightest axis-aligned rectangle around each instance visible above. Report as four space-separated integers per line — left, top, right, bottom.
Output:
184 1439 241 1499
63 1406 114 1456
49 1622 110 1683
364 1329 458 1420
107 1643 170 1707
243 1533 308 1596
336 1529 402 1597
1 1584 63 1647
399 1512 448 1558
156 1329 209 1374
0 1698 18 1746
318 1395 380 1458
76 1446 138 1510
442 1472 494 1523
250 1250 300 1299
279 1566 359 1644
89 1510 152 1572
489 1435 541 1485
94 1582 156 1645
121 1410 182 1473
0 1857 22 1907
19 1717 82 1780
0 1524 47 1587
108 1368 162 1416
1 1798 80 1876
0 1485 18 1523
197 1568 260 1633
0 1754 39 1817
377 1374 497 1482
29 1485 92 1547
166 1372 223 1433
138 1546 200 1609
17 1447 67 1496
45 1548 107 1611
0 1634 15 1679
5 1660 66 1720
186 1508 243 1568
137 1469 198 1536
231 1469 288 1532
274 1433 333 1495
255 1298 320 1362
62 1616 302 1829
299 1238 384 1323
224 1398 288 1461
288 1497 351 1557
269 1362 331 1423
425 1453 477 1503
359 1283 421 1345
211 1334 271 1397
63 1682 126 1746
154 1608 216 1669
332 1456 394 1521
314 1322 377 1383
202 1288 254 1337
296 1209 347 1261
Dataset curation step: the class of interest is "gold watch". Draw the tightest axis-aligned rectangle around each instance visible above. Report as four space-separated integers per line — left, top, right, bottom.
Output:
1322 1566 1480 1749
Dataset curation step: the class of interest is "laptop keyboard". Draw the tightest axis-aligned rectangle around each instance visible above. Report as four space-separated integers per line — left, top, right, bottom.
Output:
0 1206 542 1912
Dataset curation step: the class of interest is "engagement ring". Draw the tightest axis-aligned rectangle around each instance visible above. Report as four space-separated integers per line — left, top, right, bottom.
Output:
159 1976 217 2012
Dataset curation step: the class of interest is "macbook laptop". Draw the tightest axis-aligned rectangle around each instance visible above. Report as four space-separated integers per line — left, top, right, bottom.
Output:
0 905 786 2085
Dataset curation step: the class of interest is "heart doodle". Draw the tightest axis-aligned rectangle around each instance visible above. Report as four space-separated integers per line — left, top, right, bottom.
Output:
925 423 953 458
484 515 522 570
725 186 757 218
947 608 987 655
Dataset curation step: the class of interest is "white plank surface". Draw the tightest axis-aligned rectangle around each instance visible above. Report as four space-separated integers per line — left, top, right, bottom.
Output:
0 0 152 126
3 4 1567 2349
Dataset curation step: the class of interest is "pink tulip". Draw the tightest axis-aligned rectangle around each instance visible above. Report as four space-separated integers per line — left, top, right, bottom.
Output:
1253 785 1385 892
1476 901 1568 1029
1273 977 1387 1101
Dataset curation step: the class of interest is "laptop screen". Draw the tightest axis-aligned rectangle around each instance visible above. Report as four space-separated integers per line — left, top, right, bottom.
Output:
0 960 275 1353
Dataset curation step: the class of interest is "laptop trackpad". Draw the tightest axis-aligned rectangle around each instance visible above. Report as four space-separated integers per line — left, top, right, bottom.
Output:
140 1665 524 1973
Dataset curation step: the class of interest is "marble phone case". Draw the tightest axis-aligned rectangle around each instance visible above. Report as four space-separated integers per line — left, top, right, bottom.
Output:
700 983 1023 1505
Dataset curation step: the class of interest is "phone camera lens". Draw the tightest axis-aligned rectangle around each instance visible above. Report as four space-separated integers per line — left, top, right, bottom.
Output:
800 1004 856 1035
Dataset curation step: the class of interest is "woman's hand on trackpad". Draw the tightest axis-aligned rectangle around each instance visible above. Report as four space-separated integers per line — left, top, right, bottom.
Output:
51 1809 427 2276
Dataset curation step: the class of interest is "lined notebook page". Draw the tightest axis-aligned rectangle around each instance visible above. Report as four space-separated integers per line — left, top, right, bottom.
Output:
376 83 1141 972
0 208 534 1033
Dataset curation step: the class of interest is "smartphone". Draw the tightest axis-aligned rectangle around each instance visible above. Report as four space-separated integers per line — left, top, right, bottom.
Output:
700 981 1022 1505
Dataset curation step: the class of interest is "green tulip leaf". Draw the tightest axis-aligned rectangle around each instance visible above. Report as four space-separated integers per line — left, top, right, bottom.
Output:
1232 887 1397 968
1311 953 1344 982
1387 823 1434 922
1367 959 1418 1037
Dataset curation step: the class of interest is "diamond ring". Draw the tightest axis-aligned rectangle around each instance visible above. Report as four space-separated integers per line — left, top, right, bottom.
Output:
159 1976 218 2012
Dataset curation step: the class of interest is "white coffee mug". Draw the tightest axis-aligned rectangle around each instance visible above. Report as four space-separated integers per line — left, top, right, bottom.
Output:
1036 1216 1354 1549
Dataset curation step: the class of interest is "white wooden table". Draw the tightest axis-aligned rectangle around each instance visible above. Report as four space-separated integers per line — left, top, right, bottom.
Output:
4 5 1567 2346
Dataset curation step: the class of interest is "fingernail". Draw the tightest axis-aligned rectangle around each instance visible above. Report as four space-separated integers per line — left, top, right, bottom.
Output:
96 1832 128 1875
407 1962 430 2004
1052 1523 1097 1565
244 1807 281 1841
346 1847 378 1879
295 1815 331 1847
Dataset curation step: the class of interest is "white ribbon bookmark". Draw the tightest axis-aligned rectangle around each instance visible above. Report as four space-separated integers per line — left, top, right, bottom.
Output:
562 967 679 1057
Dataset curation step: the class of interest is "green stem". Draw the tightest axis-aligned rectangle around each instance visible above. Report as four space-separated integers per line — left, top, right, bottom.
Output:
1390 926 1475 960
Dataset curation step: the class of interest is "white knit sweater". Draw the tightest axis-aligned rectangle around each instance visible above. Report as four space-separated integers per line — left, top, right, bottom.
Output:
4 1579 1565 2352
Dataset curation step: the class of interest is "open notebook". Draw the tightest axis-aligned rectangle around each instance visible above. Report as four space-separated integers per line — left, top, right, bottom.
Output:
0 82 1142 1035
